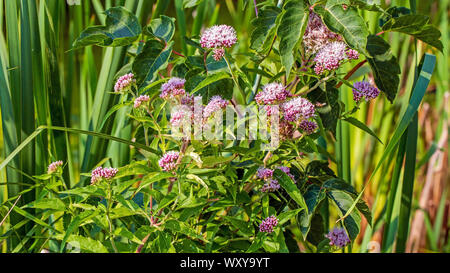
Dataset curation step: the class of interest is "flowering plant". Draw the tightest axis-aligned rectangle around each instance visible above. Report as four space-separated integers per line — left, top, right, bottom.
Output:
1 0 442 254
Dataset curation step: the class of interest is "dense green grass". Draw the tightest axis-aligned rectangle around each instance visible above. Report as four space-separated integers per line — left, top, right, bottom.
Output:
0 0 448 253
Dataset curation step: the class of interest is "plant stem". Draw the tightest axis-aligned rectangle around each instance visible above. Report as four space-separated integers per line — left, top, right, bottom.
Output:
106 181 118 253
224 55 246 101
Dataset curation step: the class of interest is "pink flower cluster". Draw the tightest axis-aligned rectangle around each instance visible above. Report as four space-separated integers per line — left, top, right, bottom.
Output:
352 81 380 102
47 161 63 174
299 120 318 135
256 166 295 192
212 48 225 62
261 179 280 193
255 83 292 105
200 25 237 61
160 77 186 100
303 12 343 55
170 106 193 127
314 42 358 75
203 96 229 120
256 167 274 180
114 73 136 93
134 95 150 109
158 151 180 172
91 167 118 185
200 25 237 49
326 228 351 248
259 216 279 233
281 97 316 122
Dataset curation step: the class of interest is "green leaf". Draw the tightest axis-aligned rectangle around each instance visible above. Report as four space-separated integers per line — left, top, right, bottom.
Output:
133 39 173 87
56 234 108 253
185 73 234 103
327 190 361 240
350 0 385 12
190 71 231 94
145 15 176 43
73 7 142 49
382 14 443 52
273 169 308 213
60 210 98 253
343 117 383 144
309 83 341 136
164 219 208 242
225 217 254 236
277 0 308 78
246 232 266 253
278 209 303 225
323 178 372 225
298 185 326 238
25 198 66 211
61 185 106 198
250 6 281 54
366 35 401 103
314 1 370 56
183 0 204 8
323 178 357 195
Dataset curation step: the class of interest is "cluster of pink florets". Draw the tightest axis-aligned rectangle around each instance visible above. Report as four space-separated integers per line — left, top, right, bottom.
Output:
352 81 380 102
170 106 194 127
257 167 274 180
158 151 180 172
255 83 292 105
91 167 118 185
326 227 351 248
302 12 360 75
256 166 295 192
160 77 186 100
203 96 229 120
254 82 317 138
259 216 279 233
47 161 63 174
281 97 316 122
134 95 150 109
114 73 136 93
314 41 359 75
200 25 237 61
299 120 318 135
200 25 237 49
303 12 343 55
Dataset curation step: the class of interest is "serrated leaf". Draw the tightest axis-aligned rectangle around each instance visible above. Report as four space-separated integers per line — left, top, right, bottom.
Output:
382 14 443 52
273 169 308 213
297 185 326 238
57 234 108 253
185 73 234 103
145 15 176 43
327 190 361 240
133 40 173 87
366 35 401 103
350 0 385 12
277 0 308 78
73 7 141 49
250 6 281 54
25 198 66 211
191 71 231 94
278 209 303 225
314 1 369 56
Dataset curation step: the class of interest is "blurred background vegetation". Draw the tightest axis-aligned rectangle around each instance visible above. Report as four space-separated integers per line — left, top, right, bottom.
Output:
0 0 448 252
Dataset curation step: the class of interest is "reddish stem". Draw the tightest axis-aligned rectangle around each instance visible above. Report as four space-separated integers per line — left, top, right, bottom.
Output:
173 50 186 58
335 60 368 89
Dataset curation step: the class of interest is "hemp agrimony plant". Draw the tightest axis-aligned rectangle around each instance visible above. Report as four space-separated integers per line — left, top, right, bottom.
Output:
5 0 442 253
